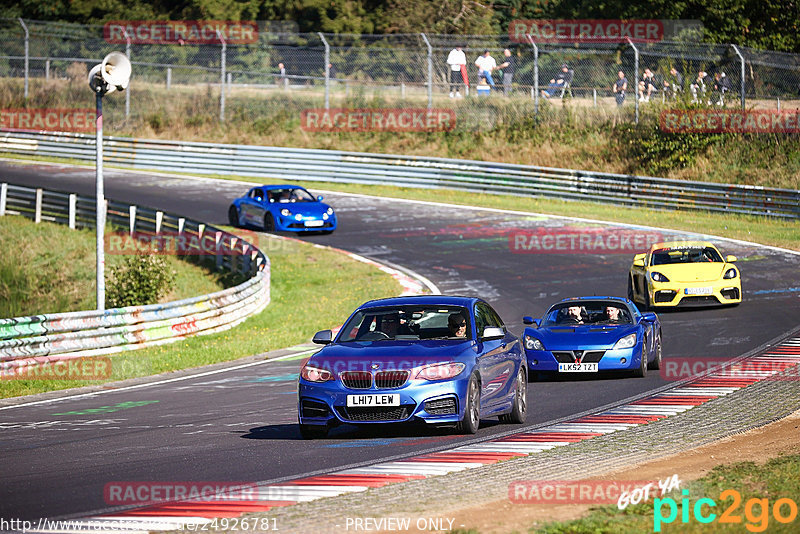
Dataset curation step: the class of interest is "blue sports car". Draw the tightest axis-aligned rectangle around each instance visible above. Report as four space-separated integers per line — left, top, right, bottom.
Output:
522 297 662 379
297 296 527 439
228 184 336 233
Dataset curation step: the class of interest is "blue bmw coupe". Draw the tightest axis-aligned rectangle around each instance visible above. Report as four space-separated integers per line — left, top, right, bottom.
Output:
228 184 336 233
297 296 527 439
522 297 662 379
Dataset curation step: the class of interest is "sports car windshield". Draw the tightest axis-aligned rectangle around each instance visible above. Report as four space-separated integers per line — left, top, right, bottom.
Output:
541 301 633 327
269 188 315 203
651 246 723 265
339 306 471 342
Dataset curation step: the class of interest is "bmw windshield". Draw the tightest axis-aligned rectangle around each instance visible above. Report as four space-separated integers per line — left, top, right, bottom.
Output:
339 306 471 342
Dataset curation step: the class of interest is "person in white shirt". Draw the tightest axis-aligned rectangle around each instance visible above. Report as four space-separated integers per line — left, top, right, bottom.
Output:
446 45 467 98
475 49 496 88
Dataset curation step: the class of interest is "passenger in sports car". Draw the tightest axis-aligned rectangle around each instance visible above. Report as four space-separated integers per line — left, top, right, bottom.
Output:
602 305 629 324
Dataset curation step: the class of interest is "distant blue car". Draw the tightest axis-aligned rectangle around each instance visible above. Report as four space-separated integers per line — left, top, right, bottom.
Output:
522 297 662 379
297 296 527 439
228 184 336 233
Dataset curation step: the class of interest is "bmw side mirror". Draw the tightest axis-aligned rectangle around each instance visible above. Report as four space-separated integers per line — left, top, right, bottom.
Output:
641 312 657 323
312 329 333 344
317 195 324 201
481 326 505 340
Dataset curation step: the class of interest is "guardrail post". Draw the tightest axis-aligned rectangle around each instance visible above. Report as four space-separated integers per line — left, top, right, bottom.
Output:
420 33 433 110
166 67 172 89
525 36 539 115
217 30 226 122
627 37 639 124
19 19 29 99
730 44 746 111
129 205 136 233
593 88 597 107
45 59 50 80
318 32 330 110
242 244 251 274
68 194 76 229
177 217 185 234
0 183 6 216
155 211 163 234
34 188 42 223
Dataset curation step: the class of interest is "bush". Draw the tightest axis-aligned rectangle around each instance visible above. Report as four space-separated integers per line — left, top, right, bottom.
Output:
106 254 175 309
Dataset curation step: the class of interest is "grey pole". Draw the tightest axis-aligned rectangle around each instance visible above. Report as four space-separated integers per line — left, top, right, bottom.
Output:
627 38 639 124
731 44 746 111
318 32 330 110
19 18 29 99
526 35 539 115
218 30 226 122
420 33 433 109
95 90 105 310
124 30 131 119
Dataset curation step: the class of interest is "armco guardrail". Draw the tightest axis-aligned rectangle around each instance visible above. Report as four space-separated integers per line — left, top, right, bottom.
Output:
0 182 270 375
1 131 798 219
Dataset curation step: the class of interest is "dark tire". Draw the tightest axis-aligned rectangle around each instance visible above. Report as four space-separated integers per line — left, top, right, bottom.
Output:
648 331 662 370
299 423 328 440
627 276 635 301
228 206 240 227
457 374 481 434
632 336 648 378
263 213 276 232
501 367 527 424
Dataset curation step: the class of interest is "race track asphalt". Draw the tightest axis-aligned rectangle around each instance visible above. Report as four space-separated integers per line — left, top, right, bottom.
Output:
1 161 798 521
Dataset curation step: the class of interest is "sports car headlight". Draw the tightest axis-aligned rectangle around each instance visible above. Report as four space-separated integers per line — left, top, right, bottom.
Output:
294 213 303 221
412 362 465 381
613 333 637 350
650 272 670 283
280 208 291 217
326 207 334 215
524 335 544 351
300 364 334 382
723 268 738 279
322 213 329 220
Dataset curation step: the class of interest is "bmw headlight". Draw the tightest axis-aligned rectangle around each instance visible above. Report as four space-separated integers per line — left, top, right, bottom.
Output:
300 364 334 382
723 268 738 279
326 207 334 215
413 362 465 381
294 213 303 221
613 333 637 350
650 272 670 283
524 335 544 351
280 208 291 217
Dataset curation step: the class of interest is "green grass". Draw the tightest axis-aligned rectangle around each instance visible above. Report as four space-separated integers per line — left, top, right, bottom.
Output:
0 216 229 318
534 454 800 533
1 231 402 398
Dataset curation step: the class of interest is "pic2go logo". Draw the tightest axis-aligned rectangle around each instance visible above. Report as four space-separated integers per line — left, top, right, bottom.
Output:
653 489 798 532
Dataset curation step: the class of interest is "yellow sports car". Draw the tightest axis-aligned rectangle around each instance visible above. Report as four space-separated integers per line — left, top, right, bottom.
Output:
628 241 742 309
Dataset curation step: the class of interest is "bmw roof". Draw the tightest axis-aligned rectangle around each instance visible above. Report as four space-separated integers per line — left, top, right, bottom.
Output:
358 295 480 309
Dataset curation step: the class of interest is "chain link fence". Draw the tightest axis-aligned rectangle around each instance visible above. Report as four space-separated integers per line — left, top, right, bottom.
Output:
1 18 799 132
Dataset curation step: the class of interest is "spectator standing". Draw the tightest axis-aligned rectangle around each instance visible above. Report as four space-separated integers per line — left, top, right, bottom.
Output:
475 50 497 89
277 62 286 88
690 70 709 103
612 70 627 107
713 71 731 105
663 67 683 100
446 45 467 98
498 48 515 96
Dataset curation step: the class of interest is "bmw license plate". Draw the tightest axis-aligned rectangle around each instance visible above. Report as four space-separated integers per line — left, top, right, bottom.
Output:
304 220 324 227
685 287 713 295
558 363 598 372
347 394 400 407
